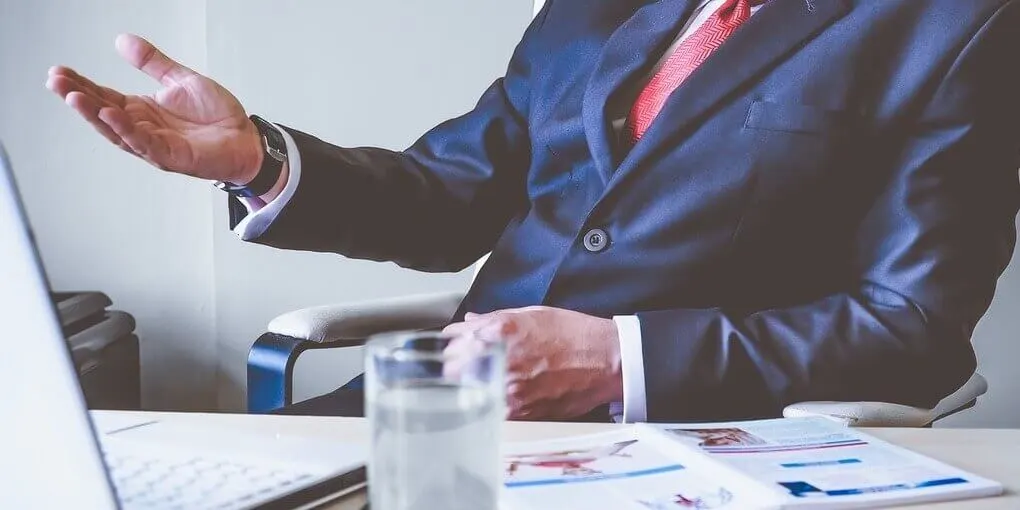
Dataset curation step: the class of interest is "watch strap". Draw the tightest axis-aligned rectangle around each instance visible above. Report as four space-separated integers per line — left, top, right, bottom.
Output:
216 115 287 198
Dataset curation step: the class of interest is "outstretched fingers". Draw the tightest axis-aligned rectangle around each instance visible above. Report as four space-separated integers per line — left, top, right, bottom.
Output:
99 107 151 156
47 66 126 107
98 107 177 170
63 91 130 151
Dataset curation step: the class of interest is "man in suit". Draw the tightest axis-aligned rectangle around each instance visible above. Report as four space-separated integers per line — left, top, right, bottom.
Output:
48 0 1020 423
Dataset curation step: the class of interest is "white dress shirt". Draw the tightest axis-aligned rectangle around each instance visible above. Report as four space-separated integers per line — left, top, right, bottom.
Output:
233 0 761 423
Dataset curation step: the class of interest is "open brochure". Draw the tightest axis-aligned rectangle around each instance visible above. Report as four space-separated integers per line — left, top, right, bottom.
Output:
501 417 1002 510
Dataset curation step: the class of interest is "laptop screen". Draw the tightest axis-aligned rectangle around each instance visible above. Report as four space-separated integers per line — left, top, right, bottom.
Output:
0 144 119 508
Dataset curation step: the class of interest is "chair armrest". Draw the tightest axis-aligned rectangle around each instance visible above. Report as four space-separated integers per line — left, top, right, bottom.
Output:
268 291 466 343
783 373 988 427
248 290 466 414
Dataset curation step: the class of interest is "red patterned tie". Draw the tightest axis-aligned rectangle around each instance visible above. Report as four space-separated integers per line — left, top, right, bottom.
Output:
626 0 760 142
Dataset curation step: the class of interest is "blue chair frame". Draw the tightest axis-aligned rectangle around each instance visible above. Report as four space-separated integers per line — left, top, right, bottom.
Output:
246 333 366 414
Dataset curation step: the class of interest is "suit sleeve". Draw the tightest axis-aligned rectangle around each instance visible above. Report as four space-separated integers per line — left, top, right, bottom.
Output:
238 5 553 273
637 2 1020 421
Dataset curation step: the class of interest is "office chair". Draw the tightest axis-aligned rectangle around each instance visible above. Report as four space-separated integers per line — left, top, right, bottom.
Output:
246 0 988 427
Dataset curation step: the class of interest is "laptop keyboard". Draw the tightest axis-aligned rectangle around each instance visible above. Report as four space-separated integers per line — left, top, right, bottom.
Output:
102 446 317 510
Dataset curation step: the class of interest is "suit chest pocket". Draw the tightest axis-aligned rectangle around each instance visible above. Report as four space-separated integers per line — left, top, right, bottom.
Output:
734 100 870 238
741 100 866 186
744 100 860 135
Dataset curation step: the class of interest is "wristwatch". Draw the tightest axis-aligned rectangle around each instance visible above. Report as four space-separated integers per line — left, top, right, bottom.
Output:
215 115 287 198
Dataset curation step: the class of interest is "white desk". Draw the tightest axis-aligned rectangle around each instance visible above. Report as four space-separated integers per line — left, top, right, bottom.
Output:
94 411 1020 509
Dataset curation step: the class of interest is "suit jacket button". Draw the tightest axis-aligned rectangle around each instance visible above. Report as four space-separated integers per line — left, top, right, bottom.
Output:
583 228 609 253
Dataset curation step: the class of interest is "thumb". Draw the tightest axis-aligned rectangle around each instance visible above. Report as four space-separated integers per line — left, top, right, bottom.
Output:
115 34 195 86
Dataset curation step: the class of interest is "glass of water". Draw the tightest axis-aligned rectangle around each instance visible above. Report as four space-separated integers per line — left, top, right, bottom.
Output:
365 330 505 510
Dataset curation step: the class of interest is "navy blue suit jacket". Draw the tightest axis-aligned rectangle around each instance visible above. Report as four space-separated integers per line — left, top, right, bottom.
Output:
243 0 1020 422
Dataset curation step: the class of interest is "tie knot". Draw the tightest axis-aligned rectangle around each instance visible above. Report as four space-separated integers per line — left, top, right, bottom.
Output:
722 0 768 11
719 0 763 24
625 0 765 142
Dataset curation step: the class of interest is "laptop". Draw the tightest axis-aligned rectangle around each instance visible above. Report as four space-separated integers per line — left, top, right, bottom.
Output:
0 143 367 509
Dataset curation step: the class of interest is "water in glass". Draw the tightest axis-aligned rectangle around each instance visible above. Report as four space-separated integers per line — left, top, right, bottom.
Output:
368 380 502 510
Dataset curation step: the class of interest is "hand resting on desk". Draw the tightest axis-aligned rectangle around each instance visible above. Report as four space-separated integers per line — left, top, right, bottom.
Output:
443 306 624 421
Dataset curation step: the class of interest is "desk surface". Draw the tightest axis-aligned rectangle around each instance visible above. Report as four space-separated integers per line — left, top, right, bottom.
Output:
95 411 1020 509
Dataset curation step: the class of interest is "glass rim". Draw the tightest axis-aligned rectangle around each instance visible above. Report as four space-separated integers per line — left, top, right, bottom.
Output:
365 329 504 362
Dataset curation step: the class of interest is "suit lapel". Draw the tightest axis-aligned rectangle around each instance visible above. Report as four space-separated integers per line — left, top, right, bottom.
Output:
582 0 700 185
608 0 852 191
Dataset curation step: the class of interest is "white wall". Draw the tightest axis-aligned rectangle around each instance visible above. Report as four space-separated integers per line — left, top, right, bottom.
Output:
0 0 218 411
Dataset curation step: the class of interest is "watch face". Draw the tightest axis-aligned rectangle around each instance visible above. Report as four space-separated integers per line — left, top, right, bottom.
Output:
266 144 286 163
252 115 287 158
234 114 286 197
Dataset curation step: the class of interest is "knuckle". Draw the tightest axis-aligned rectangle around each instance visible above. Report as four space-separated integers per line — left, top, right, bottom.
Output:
139 44 159 67
499 318 519 336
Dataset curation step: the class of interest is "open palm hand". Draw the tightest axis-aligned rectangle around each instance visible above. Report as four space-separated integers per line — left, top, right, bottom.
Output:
47 34 262 183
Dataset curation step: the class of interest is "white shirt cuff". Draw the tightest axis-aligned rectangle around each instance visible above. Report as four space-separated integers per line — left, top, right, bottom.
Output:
233 125 302 241
614 315 647 423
